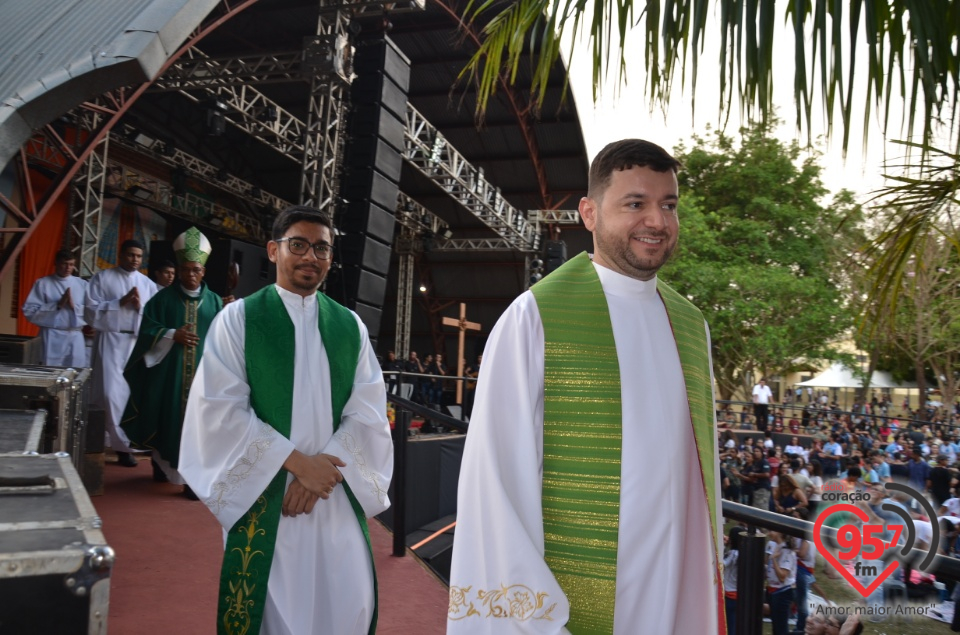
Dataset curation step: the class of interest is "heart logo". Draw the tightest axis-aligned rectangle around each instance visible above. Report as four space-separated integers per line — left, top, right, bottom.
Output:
813 503 901 598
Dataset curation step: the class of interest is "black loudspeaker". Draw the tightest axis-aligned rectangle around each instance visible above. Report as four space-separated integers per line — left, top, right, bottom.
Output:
341 168 400 211
353 302 382 337
352 73 408 120
352 36 411 91
345 136 403 182
203 238 275 298
331 33 410 341
340 234 392 274
340 200 396 244
544 240 568 274
347 103 405 152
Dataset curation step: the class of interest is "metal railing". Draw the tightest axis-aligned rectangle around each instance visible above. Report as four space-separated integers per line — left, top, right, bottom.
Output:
383 394 960 634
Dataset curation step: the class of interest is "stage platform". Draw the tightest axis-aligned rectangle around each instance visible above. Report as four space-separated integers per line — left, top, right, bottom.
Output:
92 455 449 634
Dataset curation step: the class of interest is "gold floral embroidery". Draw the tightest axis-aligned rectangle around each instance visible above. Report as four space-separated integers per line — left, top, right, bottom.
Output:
334 428 387 504
222 495 269 634
208 422 276 516
448 584 556 622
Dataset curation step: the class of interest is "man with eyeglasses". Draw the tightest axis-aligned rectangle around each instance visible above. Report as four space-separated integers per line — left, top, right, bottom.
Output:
180 206 392 635
121 227 224 497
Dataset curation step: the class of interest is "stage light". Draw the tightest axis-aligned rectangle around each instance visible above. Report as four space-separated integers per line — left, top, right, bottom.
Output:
419 283 427 293
440 228 453 239
127 185 153 201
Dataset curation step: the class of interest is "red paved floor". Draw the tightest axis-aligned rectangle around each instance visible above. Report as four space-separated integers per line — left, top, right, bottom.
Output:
93 456 448 634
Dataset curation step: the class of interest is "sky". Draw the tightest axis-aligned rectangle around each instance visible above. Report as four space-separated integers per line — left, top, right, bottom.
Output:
564 6 921 202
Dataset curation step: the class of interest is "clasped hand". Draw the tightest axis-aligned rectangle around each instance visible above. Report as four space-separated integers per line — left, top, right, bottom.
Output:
173 324 199 347
120 287 140 310
58 288 73 310
282 452 346 518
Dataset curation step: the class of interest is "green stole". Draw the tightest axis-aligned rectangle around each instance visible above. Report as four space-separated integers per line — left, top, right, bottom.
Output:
531 252 722 634
217 285 378 635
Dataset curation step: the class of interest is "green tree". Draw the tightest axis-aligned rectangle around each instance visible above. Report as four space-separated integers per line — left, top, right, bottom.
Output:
660 121 864 399
868 226 960 409
461 0 960 305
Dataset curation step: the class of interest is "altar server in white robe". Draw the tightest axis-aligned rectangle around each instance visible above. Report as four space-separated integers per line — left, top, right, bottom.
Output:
448 140 725 634
84 239 157 464
180 206 393 635
22 249 88 367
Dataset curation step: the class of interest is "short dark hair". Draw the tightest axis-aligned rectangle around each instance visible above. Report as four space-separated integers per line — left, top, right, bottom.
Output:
159 260 176 270
120 239 144 253
54 249 74 263
272 205 334 240
847 466 862 479
588 139 680 199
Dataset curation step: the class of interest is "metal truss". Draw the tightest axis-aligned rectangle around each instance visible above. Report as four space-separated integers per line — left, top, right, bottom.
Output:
152 50 304 92
0 0 265 280
394 225 417 358
172 61 307 157
299 12 352 208
395 192 449 236
69 129 110 278
112 122 291 212
432 237 517 251
404 104 540 252
111 162 265 241
536 209 580 225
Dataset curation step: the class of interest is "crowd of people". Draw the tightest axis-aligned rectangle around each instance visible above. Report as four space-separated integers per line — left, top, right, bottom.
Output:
720 390 960 635
380 350 482 416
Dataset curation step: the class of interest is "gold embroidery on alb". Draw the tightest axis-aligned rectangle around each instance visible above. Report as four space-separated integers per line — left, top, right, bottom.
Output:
448 584 556 622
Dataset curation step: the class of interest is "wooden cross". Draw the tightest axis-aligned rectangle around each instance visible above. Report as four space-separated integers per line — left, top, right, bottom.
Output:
441 303 481 404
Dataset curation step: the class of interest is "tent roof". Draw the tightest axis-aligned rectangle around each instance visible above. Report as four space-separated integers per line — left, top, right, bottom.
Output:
796 363 918 390
0 0 219 170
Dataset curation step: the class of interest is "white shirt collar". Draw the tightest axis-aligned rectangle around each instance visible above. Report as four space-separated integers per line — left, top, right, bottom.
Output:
275 284 317 310
591 258 659 298
179 284 202 298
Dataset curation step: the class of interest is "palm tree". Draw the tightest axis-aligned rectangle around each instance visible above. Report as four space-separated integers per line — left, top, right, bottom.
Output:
460 0 960 306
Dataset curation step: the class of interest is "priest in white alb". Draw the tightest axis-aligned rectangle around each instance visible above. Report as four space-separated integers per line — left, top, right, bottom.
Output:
84 239 157 466
180 206 393 635
447 140 726 634
22 249 89 367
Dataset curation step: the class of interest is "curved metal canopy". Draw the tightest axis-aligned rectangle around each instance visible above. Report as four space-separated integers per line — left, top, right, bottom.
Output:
0 0 220 171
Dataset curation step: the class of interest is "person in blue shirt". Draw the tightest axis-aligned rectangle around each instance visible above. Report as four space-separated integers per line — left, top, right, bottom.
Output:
871 451 892 483
907 449 932 493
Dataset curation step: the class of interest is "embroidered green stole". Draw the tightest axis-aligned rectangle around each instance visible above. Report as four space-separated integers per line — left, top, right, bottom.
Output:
217 285 378 635
531 252 722 634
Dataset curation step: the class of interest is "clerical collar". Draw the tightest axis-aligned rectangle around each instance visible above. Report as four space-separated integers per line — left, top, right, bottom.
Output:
592 259 658 298
179 284 201 298
275 284 317 309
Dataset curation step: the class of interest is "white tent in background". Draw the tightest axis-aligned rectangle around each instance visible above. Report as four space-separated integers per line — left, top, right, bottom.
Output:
796 363 917 390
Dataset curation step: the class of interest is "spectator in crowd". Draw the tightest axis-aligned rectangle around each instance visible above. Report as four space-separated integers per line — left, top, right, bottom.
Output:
381 350 402 395
744 447 772 510
753 378 773 432
424 352 446 406
724 526 747 635
765 531 797 635
404 351 424 402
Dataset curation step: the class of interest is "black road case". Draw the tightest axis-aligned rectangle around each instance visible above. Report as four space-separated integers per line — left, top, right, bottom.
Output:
0 453 113 633
0 365 90 465
0 409 46 454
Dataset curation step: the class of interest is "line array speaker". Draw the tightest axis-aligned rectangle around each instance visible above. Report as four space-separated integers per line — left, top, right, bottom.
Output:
331 33 411 342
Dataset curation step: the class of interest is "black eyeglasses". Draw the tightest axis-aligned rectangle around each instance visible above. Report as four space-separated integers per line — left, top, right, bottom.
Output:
275 237 333 260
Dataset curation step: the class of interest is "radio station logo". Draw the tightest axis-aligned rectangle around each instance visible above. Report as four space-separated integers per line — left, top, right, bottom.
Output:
812 482 939 598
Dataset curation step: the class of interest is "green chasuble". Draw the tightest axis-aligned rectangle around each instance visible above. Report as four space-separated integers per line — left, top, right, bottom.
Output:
531 252 723 634
122 282 223 467
217 285 377 635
